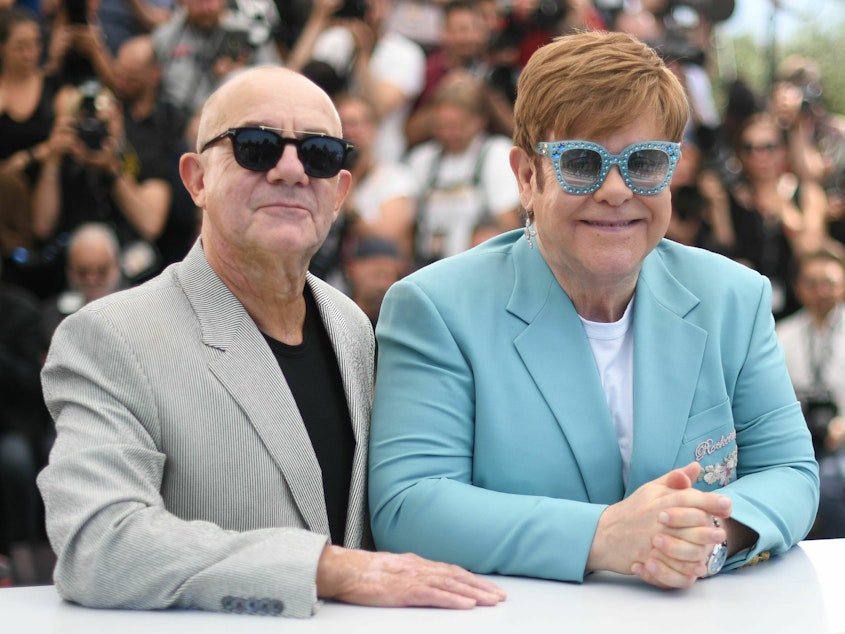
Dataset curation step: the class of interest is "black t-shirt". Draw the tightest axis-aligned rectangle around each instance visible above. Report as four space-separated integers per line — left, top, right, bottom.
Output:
263 286 355 544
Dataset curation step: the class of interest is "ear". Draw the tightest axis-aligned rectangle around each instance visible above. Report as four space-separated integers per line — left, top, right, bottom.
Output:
179 152 207 209
332 169 353 222
510 146 537 212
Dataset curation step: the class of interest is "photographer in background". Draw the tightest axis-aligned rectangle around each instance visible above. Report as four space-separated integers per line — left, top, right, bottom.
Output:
43 0 118 90
151 0 281 135
777 249 845 538
29 79 171 294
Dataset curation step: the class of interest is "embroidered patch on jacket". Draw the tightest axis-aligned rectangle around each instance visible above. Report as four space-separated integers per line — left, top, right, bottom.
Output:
696 447 738 486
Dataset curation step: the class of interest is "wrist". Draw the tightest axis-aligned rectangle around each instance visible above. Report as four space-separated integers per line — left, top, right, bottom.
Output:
316 544 347 599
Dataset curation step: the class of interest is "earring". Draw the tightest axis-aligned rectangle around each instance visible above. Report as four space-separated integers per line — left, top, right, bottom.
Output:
524 215 536 249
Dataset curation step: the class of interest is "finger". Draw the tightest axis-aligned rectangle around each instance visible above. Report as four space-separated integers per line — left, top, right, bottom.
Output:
387 583 478 610
659 506 730 532
446 568 508 602
661 490 732 518
632 558 699 589
430 573 507 606
663 462 701 490
652 532 718 565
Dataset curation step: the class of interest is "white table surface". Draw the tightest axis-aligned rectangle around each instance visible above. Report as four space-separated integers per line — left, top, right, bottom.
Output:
2 539 844 633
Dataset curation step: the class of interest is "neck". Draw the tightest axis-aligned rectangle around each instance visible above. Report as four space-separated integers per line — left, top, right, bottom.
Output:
565 281 635 322
205 238 311 344
1 68 38 83
810 307 835 329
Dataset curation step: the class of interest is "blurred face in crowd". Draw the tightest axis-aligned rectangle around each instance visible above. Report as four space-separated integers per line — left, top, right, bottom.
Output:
337 96 376 155
739 119 786 179
113 37 160 102
67 232 122 303
442 6 488 65
346 253 404 321
1 18 41 76
795 257 845 322
432 102 485 154
185 0 226 30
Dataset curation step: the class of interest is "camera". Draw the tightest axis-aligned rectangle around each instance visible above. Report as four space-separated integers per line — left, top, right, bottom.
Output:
217 29 252 61
335 0 367 20
72 80 110 150
672 185 707 222
796 388 838 454
64 0 88 24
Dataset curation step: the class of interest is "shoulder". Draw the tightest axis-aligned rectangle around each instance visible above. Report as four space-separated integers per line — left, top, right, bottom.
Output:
64 264 186 334
399 230 520 296
651 239 765 289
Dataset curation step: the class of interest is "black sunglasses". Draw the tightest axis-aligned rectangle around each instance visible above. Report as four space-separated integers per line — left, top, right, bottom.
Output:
200 126 354 178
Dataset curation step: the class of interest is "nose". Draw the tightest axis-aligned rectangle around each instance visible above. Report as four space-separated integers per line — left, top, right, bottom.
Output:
267 143 307 184
593 164 633 205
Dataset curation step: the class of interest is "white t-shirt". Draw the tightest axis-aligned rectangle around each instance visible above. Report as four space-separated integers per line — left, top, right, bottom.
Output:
579 300 635 484
312 28 425 163
406 133 519 260
351 162 417 225
776 304 845 410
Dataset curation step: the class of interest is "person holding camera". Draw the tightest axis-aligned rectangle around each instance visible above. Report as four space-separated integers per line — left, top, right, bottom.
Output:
29 79 172 290
150 0 281 135
777 249 845 538
43 0 119 91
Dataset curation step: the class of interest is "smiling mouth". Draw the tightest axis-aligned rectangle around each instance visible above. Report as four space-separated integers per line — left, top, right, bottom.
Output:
584 219 639 228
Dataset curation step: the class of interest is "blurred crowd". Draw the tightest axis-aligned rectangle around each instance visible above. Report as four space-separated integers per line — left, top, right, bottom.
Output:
2 0 845 580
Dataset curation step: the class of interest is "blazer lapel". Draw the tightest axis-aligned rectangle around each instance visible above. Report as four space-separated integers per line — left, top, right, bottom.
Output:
177 242 330 537
508 239 624 504
308 275 373 548
626 247 707 492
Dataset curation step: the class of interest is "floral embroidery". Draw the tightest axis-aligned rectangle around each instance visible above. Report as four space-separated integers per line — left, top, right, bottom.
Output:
697 447 738 486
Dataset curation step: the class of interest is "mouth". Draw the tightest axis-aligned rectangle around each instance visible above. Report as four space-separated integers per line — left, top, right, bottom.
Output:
584 219 640 228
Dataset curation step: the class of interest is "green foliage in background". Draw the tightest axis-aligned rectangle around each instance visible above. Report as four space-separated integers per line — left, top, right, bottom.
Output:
715 21 845 117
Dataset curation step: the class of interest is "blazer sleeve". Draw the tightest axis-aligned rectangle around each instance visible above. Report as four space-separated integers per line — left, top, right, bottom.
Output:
369 279 606 582
717 276 819 569
37 308 328 617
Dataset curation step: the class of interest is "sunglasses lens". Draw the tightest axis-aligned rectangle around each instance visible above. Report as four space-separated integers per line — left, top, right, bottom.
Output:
626 149 670 189
232 129 284 171
300 137 346 178
559 148 603 189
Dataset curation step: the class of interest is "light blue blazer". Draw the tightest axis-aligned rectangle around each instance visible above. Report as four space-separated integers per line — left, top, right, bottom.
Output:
369 230 819 581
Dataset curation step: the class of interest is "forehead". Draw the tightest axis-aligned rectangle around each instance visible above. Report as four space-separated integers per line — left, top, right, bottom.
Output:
211 72 340 135
803 259 845 277
7 20 39 41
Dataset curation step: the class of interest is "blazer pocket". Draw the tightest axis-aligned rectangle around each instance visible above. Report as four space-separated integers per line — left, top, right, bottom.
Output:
679 399 738 490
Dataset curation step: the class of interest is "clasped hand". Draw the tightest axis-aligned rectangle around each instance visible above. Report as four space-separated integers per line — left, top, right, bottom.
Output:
588 462 731 589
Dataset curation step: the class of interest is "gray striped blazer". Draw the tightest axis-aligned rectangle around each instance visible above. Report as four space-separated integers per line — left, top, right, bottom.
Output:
37 240 375 617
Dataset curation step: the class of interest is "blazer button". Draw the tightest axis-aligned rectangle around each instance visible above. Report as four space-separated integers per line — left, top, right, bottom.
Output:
269 599 284 616
221 595 235 612
246 597 261 614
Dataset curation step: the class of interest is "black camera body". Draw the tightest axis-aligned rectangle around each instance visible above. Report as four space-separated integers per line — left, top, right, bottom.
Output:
797 388 838 454
73 80 109 150
64 0 88 24
217 29 252 61
335 0 367 20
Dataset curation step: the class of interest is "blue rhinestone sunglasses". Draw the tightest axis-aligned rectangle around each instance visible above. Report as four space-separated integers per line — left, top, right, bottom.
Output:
535 140 682 195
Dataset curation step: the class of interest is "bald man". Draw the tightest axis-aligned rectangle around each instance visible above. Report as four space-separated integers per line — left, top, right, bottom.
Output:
38 67 505 617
